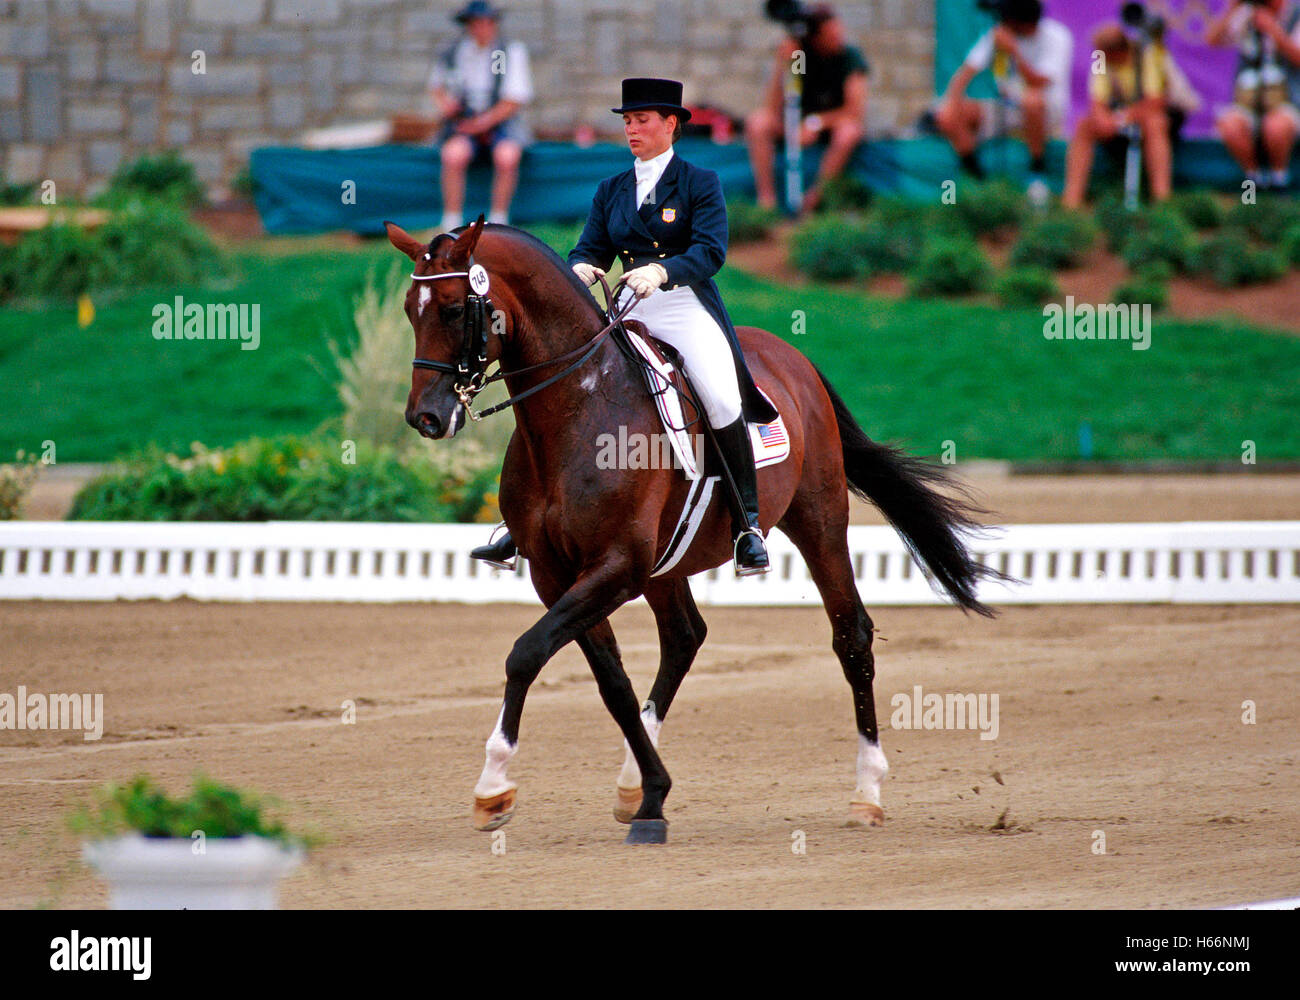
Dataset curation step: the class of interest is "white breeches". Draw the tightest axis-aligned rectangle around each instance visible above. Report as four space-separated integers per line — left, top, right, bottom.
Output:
617 284 743 428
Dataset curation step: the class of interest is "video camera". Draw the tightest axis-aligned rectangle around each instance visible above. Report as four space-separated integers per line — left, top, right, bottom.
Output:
1121 2 1166 44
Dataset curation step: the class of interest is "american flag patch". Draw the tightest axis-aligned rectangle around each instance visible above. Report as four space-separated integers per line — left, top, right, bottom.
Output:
757 422 786 448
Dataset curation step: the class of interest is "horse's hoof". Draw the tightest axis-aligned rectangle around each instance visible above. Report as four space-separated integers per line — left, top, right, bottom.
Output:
472 788 517 831
625 818 668 844
613 785 642 824
848 801 885 827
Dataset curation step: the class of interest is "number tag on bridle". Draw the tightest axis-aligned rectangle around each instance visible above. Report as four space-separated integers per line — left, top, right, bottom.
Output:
468 264 490 296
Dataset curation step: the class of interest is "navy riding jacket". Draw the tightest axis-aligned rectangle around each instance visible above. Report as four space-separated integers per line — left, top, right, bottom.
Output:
568 153 777 424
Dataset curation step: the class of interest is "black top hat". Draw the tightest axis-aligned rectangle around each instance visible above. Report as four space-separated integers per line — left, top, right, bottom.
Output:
454 1 501 23
611 78 693 123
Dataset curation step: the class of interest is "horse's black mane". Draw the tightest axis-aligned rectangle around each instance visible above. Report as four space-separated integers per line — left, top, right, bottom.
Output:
432 224 608 328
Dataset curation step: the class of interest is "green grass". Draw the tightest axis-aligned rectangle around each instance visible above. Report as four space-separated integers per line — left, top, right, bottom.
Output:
715 268 1300 463
2 230 1298 464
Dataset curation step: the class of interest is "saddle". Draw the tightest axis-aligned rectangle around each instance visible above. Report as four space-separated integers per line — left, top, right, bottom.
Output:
615 320 790 481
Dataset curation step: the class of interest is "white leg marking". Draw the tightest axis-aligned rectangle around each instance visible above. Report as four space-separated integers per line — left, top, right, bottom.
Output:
617 706 662 790
473 708 518 799
851 735 889 806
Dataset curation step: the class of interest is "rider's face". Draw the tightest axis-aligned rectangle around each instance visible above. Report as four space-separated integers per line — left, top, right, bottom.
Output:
624 111 676 159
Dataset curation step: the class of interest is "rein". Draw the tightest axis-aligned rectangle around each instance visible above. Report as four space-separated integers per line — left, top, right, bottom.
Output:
411 265 639 422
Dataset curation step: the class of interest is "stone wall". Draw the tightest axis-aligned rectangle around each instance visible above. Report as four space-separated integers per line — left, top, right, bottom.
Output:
1 0 936 196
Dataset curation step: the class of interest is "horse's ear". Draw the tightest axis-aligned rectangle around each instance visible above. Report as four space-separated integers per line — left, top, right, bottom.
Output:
384 221 424 261
447 214 486 266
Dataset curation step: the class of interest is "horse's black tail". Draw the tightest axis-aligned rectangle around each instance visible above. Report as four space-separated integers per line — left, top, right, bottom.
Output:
814 365 1005 617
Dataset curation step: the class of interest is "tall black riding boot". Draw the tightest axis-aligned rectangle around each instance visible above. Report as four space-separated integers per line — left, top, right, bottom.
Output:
471 523 517 571
712 416 769 576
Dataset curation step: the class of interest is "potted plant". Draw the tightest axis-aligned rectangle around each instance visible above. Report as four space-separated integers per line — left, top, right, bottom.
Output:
71 773 313 910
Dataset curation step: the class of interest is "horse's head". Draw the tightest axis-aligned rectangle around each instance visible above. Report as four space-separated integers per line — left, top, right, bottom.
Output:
386 216 498 440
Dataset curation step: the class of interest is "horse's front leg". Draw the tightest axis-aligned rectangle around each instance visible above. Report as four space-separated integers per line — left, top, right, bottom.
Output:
471 561 645 832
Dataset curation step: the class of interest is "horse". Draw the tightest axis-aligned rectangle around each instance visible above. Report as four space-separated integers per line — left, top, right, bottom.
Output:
385 215 1000 844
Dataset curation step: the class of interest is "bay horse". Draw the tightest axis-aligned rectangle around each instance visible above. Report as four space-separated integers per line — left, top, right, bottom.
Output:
385 216 999 844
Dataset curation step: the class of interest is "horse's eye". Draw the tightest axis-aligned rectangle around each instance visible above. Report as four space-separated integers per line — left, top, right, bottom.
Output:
439 302 465 323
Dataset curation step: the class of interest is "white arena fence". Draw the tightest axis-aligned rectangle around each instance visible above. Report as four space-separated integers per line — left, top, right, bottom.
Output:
1 521 1297 606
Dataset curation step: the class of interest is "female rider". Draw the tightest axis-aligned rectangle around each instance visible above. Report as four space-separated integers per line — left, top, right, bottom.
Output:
473 77 776 576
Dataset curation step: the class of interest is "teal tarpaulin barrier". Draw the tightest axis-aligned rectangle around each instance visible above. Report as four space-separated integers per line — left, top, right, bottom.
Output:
251 136 1253 236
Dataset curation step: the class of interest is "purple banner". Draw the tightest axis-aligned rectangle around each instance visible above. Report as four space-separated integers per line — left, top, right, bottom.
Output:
1054 0 1237 137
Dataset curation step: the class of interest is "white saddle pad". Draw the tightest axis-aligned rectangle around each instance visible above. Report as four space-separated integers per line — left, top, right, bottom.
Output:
625 329 791 481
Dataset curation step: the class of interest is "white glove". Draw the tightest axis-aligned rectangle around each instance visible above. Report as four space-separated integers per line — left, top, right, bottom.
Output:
624 263 668 299
572 262 606 287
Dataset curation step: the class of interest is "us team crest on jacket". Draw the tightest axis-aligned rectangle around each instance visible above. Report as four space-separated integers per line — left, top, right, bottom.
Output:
661 208 676 223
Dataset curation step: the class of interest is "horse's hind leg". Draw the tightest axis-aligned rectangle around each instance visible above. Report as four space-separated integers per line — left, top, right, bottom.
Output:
779 498 889 827
612 577 707 823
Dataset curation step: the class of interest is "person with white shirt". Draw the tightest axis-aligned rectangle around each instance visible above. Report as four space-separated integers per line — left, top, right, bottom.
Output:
935 0 1073 185
429 1 534 231
470 79 778 578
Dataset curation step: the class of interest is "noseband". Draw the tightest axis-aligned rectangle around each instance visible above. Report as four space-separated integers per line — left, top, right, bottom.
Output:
410 261 638 422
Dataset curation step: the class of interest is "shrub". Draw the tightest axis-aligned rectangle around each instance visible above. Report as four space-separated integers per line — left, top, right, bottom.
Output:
102 150 205 208
1169 189 1225 231
1009 212 1097 269
1280 223 1300 267
1227 194 1300 246
790 215 870 280
1 199 226 302
950 178 1028 236
1112 272 1169 311
1188 229 1287 287
908 233 991 297
0 450 41 520
818 174 873 213
0 174 37 206
231 164 257 201
0 239 17 301
1093 194 1131 252
67 435 501 523
8 219 107 299
96 197 226 289
1119 208 1196 273
69 773 318 847
727 198 781 244
993 265 1059 307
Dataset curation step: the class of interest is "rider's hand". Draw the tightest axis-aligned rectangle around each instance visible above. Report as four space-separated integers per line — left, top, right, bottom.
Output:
624 263 668 299
572 262 606 286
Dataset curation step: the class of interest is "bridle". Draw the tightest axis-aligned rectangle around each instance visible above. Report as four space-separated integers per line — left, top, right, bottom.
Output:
410 258 639 422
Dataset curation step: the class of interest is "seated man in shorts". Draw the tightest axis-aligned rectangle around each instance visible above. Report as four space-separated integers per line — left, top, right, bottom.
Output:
1062 23 1172 209
745 4 870 214
429 1 534 231
1207 0 1300 190
935 0 1073 186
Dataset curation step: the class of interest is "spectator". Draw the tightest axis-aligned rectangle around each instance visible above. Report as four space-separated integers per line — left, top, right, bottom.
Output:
745 4 869 214
935 0 1073 186
1062 23 1172 208
429 1 533 231
1207 0 1300 190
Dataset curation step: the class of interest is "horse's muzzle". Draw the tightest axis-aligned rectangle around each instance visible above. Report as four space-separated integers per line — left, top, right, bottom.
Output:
411 410 443 439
